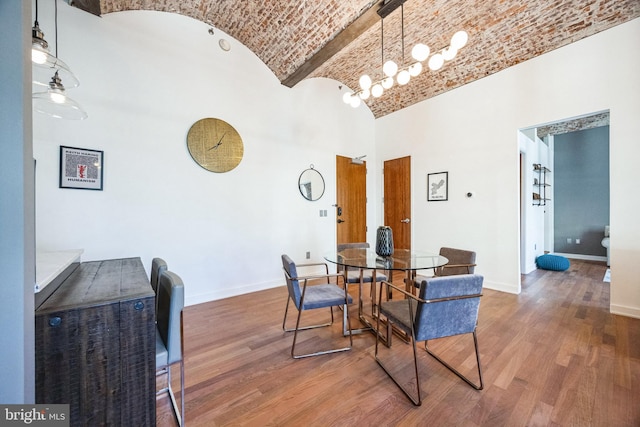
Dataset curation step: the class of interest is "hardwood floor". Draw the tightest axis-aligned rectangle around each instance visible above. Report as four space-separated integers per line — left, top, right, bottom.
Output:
157 260 639 426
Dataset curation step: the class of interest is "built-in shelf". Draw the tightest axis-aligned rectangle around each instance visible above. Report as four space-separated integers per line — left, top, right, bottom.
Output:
533 163 551 206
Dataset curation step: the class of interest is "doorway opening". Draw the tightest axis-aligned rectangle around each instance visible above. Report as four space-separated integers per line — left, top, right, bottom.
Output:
518 111 610 284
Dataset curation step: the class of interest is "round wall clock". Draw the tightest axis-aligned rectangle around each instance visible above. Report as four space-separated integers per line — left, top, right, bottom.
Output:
187 118 244 173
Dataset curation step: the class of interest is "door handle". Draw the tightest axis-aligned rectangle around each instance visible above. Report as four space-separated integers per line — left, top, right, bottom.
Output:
337 219 345 223
400 218 410 223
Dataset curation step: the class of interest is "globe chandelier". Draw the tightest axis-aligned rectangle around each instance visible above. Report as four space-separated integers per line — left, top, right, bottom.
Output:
343 0 468 108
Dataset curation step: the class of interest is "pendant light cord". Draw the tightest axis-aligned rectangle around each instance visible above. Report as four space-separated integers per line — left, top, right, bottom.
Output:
381 18 384 78
54 0 59 58
401 4 405 65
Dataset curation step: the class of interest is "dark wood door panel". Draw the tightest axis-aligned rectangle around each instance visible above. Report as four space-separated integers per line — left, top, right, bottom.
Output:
336 155 367 244
384 156 411 250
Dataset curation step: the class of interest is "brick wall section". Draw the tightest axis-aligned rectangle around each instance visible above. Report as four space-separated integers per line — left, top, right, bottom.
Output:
99 0 372 78
537 112 610 139
98 0 639 118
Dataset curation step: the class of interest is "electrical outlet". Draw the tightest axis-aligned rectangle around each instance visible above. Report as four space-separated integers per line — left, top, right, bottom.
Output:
306 251 310 259
576 238 581 244
567 238 572 244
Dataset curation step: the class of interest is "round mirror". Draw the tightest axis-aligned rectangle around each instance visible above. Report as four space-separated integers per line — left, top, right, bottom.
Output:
298 166 325 201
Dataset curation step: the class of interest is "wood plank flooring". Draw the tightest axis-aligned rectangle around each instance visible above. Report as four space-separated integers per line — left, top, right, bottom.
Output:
157 260 640 426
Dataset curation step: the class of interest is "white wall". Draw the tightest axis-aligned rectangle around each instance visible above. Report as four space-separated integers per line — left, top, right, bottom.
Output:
33 6 378 306
375 18 640 317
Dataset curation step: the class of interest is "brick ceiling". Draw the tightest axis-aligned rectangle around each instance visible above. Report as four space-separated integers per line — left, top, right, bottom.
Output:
76 0 639 118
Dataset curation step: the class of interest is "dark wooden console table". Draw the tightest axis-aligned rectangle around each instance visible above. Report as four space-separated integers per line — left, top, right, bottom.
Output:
35 257 156 426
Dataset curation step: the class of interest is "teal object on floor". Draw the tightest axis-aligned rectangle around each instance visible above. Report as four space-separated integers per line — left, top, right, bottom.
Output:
536 254 570 271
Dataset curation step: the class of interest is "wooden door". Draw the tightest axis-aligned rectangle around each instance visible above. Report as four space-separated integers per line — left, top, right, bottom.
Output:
384 156 411 250
336 155 367 244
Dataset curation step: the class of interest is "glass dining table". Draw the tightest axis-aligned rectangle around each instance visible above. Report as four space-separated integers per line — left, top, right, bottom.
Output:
324 248 449 339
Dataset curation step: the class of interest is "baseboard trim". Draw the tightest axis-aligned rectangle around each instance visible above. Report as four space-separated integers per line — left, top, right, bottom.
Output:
484 279 520 295
523 262 537 275
610 304 640 320
186 279 282 307
552 253 607 262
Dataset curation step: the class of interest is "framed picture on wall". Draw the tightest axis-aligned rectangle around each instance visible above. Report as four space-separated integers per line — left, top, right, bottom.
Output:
59 146 104 190
427 171 448 201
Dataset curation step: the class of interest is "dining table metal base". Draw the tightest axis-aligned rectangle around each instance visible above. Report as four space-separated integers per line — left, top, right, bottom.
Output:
325 247 449 348
340 278 412 347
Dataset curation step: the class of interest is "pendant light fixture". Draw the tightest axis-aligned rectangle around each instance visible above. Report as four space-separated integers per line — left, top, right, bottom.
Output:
32 0 87 120
33 72 88 120
31 0 79 88
343 0 468 108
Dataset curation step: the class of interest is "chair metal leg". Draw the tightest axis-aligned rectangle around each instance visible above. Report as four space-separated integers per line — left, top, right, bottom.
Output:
424 330 484 390
167 363 183 426
179 359 185 426
374 317 423 405
343 303 353 347
282 297 332 332
157 361 185 426
288 293 353 358
342 279 375 336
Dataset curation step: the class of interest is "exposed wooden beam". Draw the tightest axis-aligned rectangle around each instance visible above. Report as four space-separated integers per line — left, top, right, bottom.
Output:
68 0 102 17
377 0 408 18
281 1 383 88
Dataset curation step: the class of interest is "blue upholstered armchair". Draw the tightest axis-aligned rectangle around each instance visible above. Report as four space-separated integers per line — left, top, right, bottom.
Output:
375 274 484 405
281 254 353 358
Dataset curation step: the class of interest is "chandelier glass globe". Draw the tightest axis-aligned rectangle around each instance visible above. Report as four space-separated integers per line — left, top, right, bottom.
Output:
383 60 398 77
359 74 372 90
397 70 410 85
428 53 445 70
411 43 430 62
451 30 468 50
442 47 457 61
408 62 422 77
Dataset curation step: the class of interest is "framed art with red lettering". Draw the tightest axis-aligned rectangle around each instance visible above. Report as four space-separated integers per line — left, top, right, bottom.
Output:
59 146 104 190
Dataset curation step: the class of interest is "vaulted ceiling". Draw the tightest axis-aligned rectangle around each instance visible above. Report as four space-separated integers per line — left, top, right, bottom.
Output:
73 0 639 118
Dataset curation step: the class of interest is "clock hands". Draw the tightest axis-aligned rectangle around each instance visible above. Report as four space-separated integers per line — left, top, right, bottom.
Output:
208 132 226 151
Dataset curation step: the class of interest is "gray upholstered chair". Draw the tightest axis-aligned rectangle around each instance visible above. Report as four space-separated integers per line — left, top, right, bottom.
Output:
375 274 484 405
281 254 353 358
434 247 476 276
414 247 476 288
150 257 168 317
156 270 185 425
150 257 168 295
